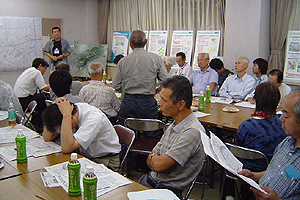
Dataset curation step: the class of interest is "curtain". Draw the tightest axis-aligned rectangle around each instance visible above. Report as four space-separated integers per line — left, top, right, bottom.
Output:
289 0 300 31
98 0 110 44
106 0 224 61
269 0 293 70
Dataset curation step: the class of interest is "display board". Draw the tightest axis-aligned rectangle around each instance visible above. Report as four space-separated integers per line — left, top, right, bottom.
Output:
283 31 300 85
148 30 168 57
110 31 129 63
170 30 194 65
192 30 220 70
0 16 43 71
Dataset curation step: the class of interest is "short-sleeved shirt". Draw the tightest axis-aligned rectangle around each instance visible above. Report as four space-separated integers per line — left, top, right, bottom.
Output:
236 115 286 171
14 67 47 98
259 137 300 199
189 67 218 95
80 80 120 118
219 73 256 100
150 113 205 190
73 103 121 159
253 74 268 88
177 63 193 78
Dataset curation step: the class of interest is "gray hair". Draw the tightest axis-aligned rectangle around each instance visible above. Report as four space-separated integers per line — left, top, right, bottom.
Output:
239 57 249 64
291 91 300 123
129 30 146 48
198 52 210 60
88 63 103 75
162 56 173 66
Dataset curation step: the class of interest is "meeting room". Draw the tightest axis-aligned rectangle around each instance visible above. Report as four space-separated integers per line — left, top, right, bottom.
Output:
0 0 300 199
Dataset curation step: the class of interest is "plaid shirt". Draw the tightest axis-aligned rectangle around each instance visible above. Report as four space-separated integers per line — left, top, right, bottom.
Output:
260 136 300 199
79 80 120 117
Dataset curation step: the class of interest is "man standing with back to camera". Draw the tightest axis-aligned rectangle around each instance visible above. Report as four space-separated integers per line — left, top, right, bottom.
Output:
44 27 72 69
112 30 168 138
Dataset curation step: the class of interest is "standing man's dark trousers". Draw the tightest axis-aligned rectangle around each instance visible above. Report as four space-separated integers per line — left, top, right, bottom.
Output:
18 93 47 130
119 93 163 138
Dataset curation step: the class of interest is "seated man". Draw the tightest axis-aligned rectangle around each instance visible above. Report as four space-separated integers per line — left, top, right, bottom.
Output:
14 58 50 129
189 53 218 95
209 58 233 88
219 57 255 100
0 79 23 115
176 52 192 78
42 97 121 171
163 56 175 77
138 75 205 198
246 69 291 105
79 63 120 125
240 92 300 199
49 70 84 103
55 61 83 96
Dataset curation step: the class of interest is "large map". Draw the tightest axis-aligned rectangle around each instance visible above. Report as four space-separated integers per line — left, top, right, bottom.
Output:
0 16 43 71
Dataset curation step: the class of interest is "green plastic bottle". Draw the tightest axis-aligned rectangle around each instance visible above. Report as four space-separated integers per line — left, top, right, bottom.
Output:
198 91 204 111
120 92 124 100
103 71 107 84
15 129 27 163
206 85 211 103
68 153 81 196
83 166 97 200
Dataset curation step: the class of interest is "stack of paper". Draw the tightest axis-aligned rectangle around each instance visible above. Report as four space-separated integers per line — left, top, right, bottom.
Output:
0 124 39 144
128 189 180 200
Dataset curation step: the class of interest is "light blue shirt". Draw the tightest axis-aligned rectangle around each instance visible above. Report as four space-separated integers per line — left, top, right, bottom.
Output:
254 74 268 88
219 73 255 100
189 67 218 95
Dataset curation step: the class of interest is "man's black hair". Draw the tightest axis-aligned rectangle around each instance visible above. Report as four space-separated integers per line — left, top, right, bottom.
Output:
32 58 49 68
49 70 72 97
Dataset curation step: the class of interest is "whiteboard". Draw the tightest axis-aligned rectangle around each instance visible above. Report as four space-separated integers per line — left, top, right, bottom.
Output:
0 16 43 71
283 31 300 85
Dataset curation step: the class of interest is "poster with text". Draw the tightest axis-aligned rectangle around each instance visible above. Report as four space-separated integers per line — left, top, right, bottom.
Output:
148 30 168 57
128 31 148 54
283 31 300 85
111 31 129 63
192 30 220 70
170 30 194 65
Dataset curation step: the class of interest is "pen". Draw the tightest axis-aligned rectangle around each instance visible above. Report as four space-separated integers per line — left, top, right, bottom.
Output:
35 194 47 200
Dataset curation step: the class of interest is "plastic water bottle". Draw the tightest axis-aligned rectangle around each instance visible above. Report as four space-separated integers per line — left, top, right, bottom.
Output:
15 129 27 163
8 102 16 127
83 166 97 200
103 71 107 84
206 85 211 103
198 91 204 111
68 153 81 196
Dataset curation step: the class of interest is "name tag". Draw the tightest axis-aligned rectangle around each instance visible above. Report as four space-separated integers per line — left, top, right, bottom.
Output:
284 165 300 180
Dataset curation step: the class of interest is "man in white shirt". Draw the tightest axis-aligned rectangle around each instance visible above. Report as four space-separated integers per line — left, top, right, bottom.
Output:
14 58 50 129
268 69 291 105
42 97 121 171
176 52 192 78
219 57 256 100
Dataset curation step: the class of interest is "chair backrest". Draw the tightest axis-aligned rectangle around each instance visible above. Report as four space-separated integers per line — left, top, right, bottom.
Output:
15 112 24 124
225 143 269 165
24 100 37 126
113 125 135 175
45 100 53 107
124 118 165 132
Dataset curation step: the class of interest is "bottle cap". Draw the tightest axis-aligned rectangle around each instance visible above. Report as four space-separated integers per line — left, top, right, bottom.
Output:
70 153 77 160
86 166 94 174
9 102 14 107
200 91 204 95
206 85 210 89
17 129 24 137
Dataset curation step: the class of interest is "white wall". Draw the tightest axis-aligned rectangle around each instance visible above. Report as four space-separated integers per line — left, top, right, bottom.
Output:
0 0 99 87
223 0 270 75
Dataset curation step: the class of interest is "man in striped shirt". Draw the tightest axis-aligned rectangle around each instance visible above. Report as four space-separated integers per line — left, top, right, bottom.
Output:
138 75 205 198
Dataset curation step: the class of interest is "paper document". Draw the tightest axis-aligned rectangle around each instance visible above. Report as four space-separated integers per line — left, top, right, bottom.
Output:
211 97 233 104
194 112 210 118
43 157 132 197
0 124 39 143
200 131 267 194
0 111 8 121
128 189 180 200
235 101 255 109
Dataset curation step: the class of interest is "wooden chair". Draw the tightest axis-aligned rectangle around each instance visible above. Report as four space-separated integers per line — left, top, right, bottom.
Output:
113 125 135 176
220 143 269 200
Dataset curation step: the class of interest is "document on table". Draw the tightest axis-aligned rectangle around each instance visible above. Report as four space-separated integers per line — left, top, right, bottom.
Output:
0 111 8 121
43 157 132 197
127 189 180 200
200 130 267 194
0 139 61 161
194 111 210 118
211 97 233 104
234 101 256 109
0 124 39 143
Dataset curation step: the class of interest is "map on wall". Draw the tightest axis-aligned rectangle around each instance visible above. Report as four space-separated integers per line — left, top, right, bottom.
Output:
0 16 43 71
69 44 107 77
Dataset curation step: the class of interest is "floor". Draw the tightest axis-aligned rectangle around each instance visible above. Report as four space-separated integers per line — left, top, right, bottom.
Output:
128 162 223 200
